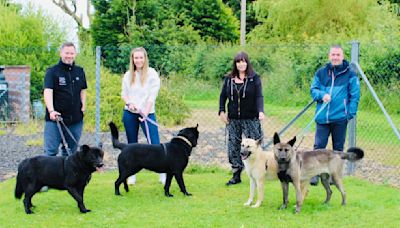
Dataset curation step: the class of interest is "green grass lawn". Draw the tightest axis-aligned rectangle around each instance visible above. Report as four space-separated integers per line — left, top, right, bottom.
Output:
1 167 399 227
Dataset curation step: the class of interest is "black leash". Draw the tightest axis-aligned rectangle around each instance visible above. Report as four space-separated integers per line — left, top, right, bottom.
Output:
55 116 78 156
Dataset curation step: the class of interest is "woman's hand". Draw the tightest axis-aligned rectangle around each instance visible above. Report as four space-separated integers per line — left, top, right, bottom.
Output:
139 111 149 122
219 112 229 124
258 112 265 121
127 103 136 112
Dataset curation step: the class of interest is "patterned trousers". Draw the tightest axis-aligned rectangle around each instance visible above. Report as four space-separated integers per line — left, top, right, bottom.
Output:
226 118 263 172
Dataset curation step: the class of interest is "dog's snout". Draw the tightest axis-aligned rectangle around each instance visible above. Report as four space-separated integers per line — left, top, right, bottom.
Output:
97 163 104 168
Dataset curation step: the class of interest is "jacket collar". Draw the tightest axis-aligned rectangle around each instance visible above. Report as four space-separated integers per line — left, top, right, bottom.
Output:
58 59 75 70
327 59 350 76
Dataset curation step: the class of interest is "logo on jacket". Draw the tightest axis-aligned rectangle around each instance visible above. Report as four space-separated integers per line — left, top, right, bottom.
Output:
59 77 67 86
76 77 80 81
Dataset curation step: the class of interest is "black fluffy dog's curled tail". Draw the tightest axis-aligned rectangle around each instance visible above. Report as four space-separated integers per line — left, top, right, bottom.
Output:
342 147 364 161
109 122 127 150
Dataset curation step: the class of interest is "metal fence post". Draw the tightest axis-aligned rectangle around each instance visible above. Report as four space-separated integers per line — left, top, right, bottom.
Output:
346 40 360 175
95 46 101 147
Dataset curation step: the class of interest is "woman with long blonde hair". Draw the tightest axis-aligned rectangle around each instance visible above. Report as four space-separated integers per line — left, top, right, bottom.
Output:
121 47 165 185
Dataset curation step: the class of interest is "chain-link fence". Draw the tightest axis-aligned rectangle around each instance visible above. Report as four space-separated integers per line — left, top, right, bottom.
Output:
95 42 400 187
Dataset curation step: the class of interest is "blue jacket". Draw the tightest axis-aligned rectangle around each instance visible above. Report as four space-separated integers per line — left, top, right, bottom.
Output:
310 60 360 124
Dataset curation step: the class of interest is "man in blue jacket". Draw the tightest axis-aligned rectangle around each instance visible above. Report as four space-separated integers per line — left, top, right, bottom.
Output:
309 45 360 185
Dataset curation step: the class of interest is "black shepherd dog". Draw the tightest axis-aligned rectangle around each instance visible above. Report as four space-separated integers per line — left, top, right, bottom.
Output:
15 145 104 214
109 121 199 197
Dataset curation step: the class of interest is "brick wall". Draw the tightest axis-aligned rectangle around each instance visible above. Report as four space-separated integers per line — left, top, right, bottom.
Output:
3 66 30 122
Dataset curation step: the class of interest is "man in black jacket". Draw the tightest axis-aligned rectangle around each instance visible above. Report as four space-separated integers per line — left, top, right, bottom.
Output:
43 42 87 157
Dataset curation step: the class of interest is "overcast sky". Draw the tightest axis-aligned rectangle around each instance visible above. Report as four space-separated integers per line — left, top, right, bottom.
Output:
11 0 91 44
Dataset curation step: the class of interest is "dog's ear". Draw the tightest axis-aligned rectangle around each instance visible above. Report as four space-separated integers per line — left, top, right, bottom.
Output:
195 124 199 129
256 138 262 146
273 132 280 145
81 144 90 153
98 142 103 149
288 136 296 147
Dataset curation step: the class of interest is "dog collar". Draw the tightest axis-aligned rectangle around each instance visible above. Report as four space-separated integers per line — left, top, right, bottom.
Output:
173 136 192 147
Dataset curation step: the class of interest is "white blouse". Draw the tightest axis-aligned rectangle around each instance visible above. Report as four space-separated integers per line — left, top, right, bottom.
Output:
121 67 160 114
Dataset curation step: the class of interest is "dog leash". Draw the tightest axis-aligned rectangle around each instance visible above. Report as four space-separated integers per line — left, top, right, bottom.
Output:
294 72 338 148
137 108 158 144
55 116 78 156
126 105 159 144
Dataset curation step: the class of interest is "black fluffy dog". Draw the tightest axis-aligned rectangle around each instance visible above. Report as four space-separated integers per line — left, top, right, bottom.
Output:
15 145 104 214
109 121 199 197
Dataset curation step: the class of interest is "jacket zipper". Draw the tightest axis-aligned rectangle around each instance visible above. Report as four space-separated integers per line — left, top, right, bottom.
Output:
68 68 75 106
237 90 241 117
344 99 348 115
326 70 335 123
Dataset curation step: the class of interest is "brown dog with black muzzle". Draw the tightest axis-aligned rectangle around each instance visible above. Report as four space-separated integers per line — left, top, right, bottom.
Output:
273 132 364 213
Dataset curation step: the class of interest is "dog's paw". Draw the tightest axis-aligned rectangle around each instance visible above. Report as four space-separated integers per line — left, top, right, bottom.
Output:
244 201 252 206
183 192 192 196
251 203 261 208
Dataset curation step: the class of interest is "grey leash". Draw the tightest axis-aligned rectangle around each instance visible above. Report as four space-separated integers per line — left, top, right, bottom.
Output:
55 116 78 156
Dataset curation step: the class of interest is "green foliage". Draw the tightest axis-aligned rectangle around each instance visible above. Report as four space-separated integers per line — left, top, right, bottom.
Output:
249 0 399 43
91 0 132 71
0 2 64 101
157 85 191 126
183 44 272 81
223 0 259 33
91 0 239 74
1 170 400 226
188 0 239 42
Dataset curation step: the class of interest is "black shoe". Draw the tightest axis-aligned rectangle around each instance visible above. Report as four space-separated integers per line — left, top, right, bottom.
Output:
310 176 320 186
226 178 241 186
226 169 242 186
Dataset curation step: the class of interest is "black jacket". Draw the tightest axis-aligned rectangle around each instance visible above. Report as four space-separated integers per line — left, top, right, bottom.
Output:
44 60 87 125
219 74 264 119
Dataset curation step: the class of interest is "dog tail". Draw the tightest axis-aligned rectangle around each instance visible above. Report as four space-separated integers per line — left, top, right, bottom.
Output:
15 174 23 199
342 147 364 161
109 121 127 150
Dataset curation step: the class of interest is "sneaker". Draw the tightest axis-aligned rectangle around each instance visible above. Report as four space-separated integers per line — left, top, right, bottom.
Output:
40 186 49 192
127 175 136 185
159 173 166 185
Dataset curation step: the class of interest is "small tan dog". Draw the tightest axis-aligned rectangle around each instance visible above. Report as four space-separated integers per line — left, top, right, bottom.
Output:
240 138 278 208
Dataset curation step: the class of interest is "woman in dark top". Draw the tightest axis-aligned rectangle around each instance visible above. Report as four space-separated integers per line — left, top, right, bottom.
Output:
219 51 265 185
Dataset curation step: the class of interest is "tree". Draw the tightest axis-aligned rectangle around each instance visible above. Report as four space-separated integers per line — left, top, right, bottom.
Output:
187 0 239 42
51 0 91 28
248 0 400 43
91 0 239 73
0 1 64 101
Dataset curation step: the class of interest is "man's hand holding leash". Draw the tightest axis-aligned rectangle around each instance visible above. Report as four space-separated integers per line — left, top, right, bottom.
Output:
49 110 61 121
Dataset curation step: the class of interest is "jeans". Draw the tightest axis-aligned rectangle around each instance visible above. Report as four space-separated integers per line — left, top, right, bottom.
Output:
122 110 160 144
314 119 348 151
44 120 83 156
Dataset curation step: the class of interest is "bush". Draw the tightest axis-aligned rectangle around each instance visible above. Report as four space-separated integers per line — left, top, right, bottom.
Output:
0 2 64 101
